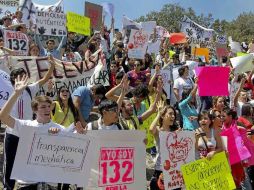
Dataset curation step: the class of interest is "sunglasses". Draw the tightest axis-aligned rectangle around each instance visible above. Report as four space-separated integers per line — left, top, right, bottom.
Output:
60 89 69 93
105 107 118 112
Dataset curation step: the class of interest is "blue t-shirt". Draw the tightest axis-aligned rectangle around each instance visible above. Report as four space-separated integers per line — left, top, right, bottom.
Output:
179 95 199 130
72 86 94 121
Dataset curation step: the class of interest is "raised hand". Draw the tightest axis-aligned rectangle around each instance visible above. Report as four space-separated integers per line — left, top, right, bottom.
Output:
75 121 87 134
14 74 28 93
156 100 165 115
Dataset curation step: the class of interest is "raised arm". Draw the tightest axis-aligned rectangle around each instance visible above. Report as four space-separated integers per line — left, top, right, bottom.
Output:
0 75 28 128
38 56 55 87
148 64 160 92
233 77 246 108
116 75 129 110
149 100 164 137
141 80 163 122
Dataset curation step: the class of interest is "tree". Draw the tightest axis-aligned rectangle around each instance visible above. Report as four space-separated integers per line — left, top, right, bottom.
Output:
135 3 214 32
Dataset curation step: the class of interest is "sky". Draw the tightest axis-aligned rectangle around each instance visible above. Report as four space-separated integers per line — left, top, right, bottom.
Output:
33 0 254 29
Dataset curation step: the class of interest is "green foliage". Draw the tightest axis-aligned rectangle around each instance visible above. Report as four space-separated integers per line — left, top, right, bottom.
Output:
135 3 254 43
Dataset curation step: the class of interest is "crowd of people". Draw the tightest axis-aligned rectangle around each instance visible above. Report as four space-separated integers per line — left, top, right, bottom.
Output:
1 5 254 190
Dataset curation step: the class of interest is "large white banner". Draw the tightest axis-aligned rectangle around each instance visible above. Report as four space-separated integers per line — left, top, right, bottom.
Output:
181 16 214 44
11 126 95 186
128 29 149 59
0 69 13 108
160 131 195 190
19 0 63 27
4 30 29 56
0 0 19 18
8 55 109 94
86 131 146 190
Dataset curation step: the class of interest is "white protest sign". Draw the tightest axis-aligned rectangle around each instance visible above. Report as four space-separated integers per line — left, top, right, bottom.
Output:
151 69 172 99
216 34 227 44
4 30 29 56
140 21 156 35
11 126 95 186
36 11 66 36
186 60 199 78
147 40 160 54
181 16 214 44
19 0 63 27
8 55 109 94
128 29 149 59
160 131 195 190
0 69 13 109
0 0 19 18
102 2 114 18
230 54 254 74
86 131 146 190
229 41 242 53
156 26 170 39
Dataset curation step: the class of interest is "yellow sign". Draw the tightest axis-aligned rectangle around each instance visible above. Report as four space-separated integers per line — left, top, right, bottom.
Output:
67 12 90 36
181 151 235 190
236 52 248 57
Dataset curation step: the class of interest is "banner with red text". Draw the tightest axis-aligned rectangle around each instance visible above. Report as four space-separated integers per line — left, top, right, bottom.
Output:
86 131 146 190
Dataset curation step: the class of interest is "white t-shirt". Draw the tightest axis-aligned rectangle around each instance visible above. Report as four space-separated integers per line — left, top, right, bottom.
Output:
87 117 121 130
6 82 40 136
173 77 194 100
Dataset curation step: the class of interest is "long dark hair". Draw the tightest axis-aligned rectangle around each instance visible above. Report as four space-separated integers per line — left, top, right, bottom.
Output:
198 110 213 128
57 86 79 123
159 105 178 131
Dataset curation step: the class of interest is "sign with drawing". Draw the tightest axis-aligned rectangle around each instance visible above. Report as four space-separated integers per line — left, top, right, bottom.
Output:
128 29 149 59
160 131 195 190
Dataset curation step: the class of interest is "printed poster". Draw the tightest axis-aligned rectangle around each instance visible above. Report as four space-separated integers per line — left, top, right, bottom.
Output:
86 131 146 190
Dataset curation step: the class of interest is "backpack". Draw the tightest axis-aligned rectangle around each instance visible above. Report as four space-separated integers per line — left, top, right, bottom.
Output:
91 120 122 130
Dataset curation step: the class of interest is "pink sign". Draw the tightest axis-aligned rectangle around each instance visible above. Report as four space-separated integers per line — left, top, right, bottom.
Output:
98 147 134 189
195 66 230 96
221 125 251 165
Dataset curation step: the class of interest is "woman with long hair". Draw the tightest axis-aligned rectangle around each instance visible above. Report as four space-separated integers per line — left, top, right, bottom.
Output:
195 110 223 160
149 100 179 190
51 86 79 128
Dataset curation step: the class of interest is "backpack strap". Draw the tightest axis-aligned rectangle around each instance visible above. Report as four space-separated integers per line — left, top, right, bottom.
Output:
116 123 122 130
91 120 99 130
25 86 32 100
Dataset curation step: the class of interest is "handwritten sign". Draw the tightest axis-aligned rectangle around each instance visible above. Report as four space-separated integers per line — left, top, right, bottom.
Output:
181 151 236 190
160 131 195 190
0 69 13 109
0 0 18 18
181 16 213 45
128 29 149 59
19 0 63 27
86 131 146 190
11 126 95 186
67 12 90 36
85 1 102 31
216 35 227 44
36 11 66 36
8 55 109 94
195 66 230 96
4 30 29 55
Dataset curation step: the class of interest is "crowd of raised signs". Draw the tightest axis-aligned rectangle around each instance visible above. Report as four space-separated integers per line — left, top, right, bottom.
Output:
1 1 254 190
